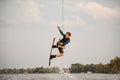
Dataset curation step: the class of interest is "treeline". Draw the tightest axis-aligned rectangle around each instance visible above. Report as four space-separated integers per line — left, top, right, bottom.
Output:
70 56 120 73
0 67 60 74
0 56 120 74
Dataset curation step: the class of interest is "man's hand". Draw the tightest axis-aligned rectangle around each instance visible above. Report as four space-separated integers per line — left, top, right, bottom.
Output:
57 26 60 30
57 41 63 45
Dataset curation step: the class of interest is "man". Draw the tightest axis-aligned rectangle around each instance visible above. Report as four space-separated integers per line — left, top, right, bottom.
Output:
50 26 71 60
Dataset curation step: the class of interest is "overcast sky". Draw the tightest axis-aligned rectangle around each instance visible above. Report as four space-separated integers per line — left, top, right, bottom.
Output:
0 0 120 68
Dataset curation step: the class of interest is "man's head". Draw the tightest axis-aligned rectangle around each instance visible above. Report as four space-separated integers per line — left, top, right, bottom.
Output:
65 32 71 38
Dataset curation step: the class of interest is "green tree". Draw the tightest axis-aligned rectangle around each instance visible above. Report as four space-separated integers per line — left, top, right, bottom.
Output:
110 57 120 73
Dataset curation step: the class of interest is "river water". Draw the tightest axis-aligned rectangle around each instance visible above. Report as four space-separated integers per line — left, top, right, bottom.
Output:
0 73 120 80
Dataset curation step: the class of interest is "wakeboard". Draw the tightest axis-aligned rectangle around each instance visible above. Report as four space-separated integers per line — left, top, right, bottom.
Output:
49 37 55 66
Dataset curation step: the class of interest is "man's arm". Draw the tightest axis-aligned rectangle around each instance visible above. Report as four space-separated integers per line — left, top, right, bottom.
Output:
57 26 65 36
62 39 70 46
58 40 70 48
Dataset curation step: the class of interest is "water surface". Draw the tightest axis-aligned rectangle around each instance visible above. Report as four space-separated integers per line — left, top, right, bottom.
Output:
0 73 120 80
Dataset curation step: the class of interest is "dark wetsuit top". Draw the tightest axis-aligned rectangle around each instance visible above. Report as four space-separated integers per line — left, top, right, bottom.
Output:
59 29 70 46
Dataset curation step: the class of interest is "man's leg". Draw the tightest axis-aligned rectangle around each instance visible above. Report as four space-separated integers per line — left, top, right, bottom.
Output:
56 48 64 57
52 41 61 48
56 53 64 57
50 47 64 60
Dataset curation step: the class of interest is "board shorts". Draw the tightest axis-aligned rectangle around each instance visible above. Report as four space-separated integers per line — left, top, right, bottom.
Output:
57 41 64 54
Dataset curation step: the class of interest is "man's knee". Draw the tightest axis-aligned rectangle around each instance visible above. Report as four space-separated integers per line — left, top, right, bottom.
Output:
60 54 64 56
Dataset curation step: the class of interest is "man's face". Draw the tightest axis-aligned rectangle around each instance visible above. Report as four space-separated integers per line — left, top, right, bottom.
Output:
65 33 70 38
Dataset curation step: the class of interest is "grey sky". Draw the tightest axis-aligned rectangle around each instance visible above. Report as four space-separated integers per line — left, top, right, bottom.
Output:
0 0 120 68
